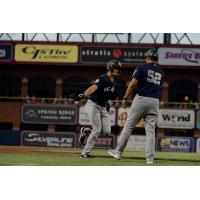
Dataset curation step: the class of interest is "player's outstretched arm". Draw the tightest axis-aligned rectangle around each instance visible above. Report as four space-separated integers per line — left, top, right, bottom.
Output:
77 84 98 101
123 78 138 106
83 84 98 97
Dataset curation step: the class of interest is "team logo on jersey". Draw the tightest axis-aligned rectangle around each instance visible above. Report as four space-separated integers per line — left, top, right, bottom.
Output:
104 87 111 92
94 79 100 83
111 87 115 92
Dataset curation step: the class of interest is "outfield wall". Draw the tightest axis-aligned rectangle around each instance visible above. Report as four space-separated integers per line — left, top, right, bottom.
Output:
0 103 200 152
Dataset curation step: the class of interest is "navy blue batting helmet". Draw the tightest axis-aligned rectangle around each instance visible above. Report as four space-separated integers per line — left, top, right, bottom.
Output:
107 60 122 71
145 49 158 58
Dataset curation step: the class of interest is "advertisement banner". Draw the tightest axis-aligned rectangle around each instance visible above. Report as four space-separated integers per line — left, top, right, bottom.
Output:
79 134 116 149
117 107 144 127
80 46 150 64
118 135 147 151
22 104 77 125
158 47 200 66
196 138 200 152
79 106 116 126
157 137 194 152
21 131 76 148
158 109 195 129
196 110 200 129
0 44 13 61
15 44 78 63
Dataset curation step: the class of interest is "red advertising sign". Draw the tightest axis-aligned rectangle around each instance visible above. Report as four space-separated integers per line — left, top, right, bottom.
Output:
79 134 116 149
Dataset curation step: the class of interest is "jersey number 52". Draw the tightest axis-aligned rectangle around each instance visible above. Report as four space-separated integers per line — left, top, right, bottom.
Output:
147 70 161 85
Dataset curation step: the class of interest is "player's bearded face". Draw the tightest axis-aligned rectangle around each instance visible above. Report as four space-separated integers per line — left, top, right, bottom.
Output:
112 69 121 77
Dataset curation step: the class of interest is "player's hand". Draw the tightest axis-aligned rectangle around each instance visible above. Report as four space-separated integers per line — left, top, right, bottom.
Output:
75 94 87 106
79 99 87 106
76 93 85 101
122 99 128 107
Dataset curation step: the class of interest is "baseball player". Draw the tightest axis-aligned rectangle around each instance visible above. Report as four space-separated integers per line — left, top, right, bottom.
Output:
108 49 165 164
78 60 122 158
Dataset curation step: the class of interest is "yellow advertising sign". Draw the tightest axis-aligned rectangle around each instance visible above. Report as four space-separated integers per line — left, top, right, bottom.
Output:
117 107 144 127
15 44 78 63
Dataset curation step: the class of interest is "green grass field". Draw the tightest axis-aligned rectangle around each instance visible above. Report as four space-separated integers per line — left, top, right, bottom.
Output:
0 149 200 166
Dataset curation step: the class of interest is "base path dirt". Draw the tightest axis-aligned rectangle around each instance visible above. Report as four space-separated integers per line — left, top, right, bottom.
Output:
0 146 80 157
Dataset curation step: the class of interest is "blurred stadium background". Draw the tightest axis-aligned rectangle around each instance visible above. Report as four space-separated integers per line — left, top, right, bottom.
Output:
0 33 200 164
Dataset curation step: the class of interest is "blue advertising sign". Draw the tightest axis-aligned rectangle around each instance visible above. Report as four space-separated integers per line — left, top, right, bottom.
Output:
21 131 77 148
156 137 194 152
0 44 13 61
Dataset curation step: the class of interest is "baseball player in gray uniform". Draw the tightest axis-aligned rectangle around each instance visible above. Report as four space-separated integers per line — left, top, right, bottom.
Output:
78 60 122 158
108 49 165 164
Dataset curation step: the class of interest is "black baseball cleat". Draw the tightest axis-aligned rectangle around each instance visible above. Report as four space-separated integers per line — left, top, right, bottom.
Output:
80 153 95 158
79 127 91 146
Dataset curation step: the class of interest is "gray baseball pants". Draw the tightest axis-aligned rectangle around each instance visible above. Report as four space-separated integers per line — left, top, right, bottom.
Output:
115 94 159 156
82 100 111 154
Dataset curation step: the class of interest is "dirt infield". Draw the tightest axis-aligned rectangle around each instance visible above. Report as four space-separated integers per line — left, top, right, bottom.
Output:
0 146 80 157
